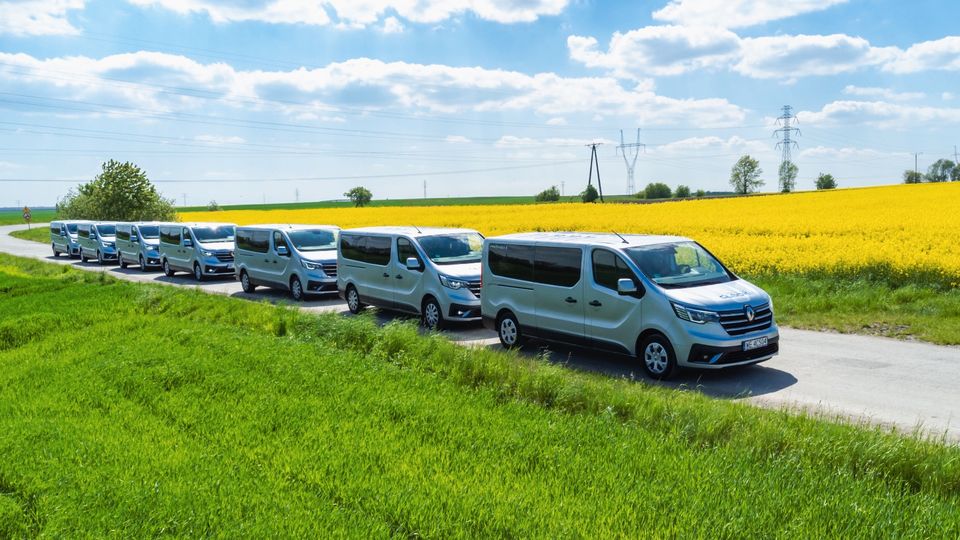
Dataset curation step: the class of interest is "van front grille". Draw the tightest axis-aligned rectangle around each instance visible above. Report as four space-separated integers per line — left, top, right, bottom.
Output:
322 263 337 277
215 252 234 262
718 303 772 336
468 281 481 298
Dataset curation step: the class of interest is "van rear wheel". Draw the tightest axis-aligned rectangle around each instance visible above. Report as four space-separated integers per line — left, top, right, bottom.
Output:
346 285 365 314
497 312 522 349
639 334 677 380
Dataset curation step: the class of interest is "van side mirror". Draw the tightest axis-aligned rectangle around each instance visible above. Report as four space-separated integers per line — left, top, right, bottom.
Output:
130 235 139 243
277 245 289 257
183 238 193 247
406 257 421 271
617 278 638 296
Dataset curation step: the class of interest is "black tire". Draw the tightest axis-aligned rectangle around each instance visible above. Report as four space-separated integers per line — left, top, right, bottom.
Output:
97 250 105 265
290 275 304 301
240 270 256 293
345 285 365 314
193 263 204 282
639 333 677 380
162 259 174 277
80 250 88 263
120 255 128 269
421 296 444 330
52 244 60 257
496 311 523 349
139 255 148 272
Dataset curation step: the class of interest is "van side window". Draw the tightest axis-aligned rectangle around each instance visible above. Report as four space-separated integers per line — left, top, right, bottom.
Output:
273 231 289 253
341 235 391 266
488 243 534 281
182 229 191 245
237 230 269 253
78 227 88 239
397 238 419 265
534 246 581 287
116 228 130 241
592 249 637 291
50 224 59 234
160 228 181 245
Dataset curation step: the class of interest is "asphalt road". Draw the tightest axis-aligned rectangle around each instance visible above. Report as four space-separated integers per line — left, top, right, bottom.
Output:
3 223 960 441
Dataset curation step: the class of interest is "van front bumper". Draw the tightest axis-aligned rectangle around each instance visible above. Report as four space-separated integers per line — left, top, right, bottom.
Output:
202 262 235 275
682 326 780 368
306 278 338 293
447 302 481 321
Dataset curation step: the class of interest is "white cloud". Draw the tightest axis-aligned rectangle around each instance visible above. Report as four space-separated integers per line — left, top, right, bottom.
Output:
943 92 955 101
126 0 569 26
799 100 960 128
0 0 84 36
651 135 768 156
843 85 924 101
545 117 566 125
883 36 960 74
0 51 748 127
568 25 739 78
380 15 404 33
799 146 906 160
444 135 471 143
652 0 847 29
735 34 898 79
194 134 246 145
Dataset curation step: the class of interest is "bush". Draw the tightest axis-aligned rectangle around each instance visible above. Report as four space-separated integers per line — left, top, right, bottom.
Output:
207 200 221 211
903 170 923 184
56 160 176 221
344 186 373 207
674 185 691 198
580 184 599 203
535 186 561 202
815 173 837 190
643 182 672 199
695 189 706 198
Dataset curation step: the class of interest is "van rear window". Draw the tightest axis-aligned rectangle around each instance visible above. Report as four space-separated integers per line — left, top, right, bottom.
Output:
488 244 581 287
340 235 391 266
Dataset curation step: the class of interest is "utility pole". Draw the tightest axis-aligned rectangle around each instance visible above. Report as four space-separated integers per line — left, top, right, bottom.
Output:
773 105 800 169
585 142 604 202
913 152 923 175
423 180 427 199
953 145 958 165
616 129 644 195
560 181 565 196
295 188 300 203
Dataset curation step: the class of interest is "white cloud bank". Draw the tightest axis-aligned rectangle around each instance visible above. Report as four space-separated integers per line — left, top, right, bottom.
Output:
652 0 848 29
0 0 84 35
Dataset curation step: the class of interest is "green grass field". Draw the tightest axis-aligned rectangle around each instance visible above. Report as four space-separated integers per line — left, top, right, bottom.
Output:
1 254 959 536
0 209 55 226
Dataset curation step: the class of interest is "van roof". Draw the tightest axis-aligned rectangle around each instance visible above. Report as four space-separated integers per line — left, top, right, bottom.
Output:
488 232 691 247
51 219 93 225
115 221 174 226
165 222 237 228
342 226 479 237
237 224 340 231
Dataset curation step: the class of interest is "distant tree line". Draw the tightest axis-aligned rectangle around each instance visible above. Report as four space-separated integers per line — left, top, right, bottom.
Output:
904 159 960 184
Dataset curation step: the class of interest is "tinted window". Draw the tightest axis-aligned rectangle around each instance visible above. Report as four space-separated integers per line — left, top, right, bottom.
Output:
340 235 391 265
96 224 116 236
160 228 181 245
236 230 270 253
116 228 130 241
397 237 419 264
592 250 637 291
78 227 89 239
138 225 159 239
50 224 59 234
535 246 581 287
288 229 337 252
192 225 235 243
273 231 289 254
488 243 534 282
66 224 78 234
418 233 483 265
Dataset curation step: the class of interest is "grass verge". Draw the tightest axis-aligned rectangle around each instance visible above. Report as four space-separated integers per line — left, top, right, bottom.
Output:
10 227 47 244
1 253 959 536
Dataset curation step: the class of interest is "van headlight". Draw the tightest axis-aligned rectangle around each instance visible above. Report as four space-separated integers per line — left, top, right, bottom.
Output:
201 250 214 257
301 260 323 271
101 241 114 248
439 274 467 290
672 303 720 324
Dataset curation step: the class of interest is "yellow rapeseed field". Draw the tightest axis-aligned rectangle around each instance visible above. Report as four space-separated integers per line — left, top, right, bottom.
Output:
182 182 960 286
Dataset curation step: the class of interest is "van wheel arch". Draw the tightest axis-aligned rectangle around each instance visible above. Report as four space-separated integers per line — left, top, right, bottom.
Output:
421 295 444 330
636 330 678 380
495 309 523 349
290 274 304 301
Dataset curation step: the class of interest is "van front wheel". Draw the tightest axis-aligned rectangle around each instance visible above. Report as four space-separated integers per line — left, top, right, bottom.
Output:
120 256 128 269
193 263 204 282
162 259 174 277
240 270 256 293
52 244 60 257
422 297 444 330
497 312 522 349
290 276 304 301
639 334 677 380
345 285 365 314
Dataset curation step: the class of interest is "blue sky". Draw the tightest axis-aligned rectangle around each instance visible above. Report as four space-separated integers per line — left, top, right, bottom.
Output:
1 0 959 207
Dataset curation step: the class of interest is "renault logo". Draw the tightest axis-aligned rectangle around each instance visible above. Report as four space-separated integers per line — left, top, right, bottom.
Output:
744 305 755 322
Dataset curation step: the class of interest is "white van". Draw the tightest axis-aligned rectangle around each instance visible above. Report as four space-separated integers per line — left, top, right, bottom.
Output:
116 222 164 271
481 232 779 379
77 222 118 264
337 227 483 328
158 222 236 281
235 224 340 300
49 220 90 258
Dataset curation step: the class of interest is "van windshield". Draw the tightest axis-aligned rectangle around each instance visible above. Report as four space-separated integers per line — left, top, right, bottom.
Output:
625 241 733 289
96 224 116 236
288 229 337 252
193 226 235 243
66 224 78 234
418 233 484 265
138 225 160 239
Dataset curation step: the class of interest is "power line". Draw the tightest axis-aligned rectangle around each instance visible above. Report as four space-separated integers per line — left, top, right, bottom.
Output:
616 129 644 195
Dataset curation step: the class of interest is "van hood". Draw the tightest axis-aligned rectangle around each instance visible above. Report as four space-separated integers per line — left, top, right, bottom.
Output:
198 241 234 251
435 262 481 281
301 251 337 264
663 279 769 311
144 240 159 247
100 236 116 242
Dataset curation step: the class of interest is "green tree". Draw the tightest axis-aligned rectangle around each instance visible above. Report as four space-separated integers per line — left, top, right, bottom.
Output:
643 182 672 199
903 170 923 184
673 185 691 198
778 161 798 193
207 200 221 211
694 189 706 198
815 173 837 190
535 185 561 202
580 183 599 203
730 155 764 195
344 186 373 207
925 159 955 183
56 160 175 221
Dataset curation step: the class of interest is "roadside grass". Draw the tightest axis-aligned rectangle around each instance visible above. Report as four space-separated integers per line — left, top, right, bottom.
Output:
1 254 959 536
8 227 960 345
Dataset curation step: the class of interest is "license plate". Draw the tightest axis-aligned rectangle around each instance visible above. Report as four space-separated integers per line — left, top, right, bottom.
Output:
743 337 768 351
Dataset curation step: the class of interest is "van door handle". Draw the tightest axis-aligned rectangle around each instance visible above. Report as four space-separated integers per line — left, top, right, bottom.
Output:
589 300 602 307
382 272 390 278
395 274 403 279
564 297 578 304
